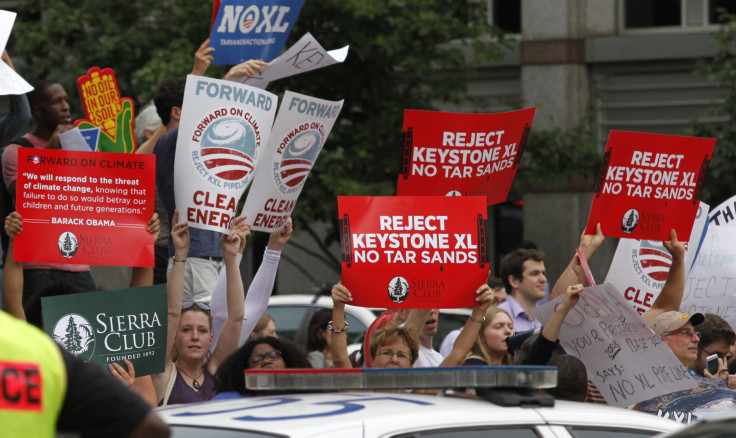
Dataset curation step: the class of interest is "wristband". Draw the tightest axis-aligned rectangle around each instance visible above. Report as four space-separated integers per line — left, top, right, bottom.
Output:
470 315 485 324
327 320 349 333
173 255 187 263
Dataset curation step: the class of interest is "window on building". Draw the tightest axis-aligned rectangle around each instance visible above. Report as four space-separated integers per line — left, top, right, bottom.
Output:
623 0 736 30
490 0 521 34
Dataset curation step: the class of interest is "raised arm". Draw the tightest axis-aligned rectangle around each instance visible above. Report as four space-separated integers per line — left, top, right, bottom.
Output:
330 283 354 368
643 230 685 323
224 59 270 82
191 38 215 77
2 212 25 320
207 216 249 371
440 284 495 367
551 223 603 300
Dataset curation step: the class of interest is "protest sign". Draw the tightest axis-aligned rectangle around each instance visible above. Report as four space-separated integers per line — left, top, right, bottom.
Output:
0 10 33 96
42 285 167 376
532 284 697 408
397 108 534 206
235 32 349 89
15 148 155 266
709 194 736 226
682 225 736 328
209 0 305 65
75 67 136 153
585 131 715 241
637 376 736 424
339 196 489 308
242 91 343 231
576 249 596 286
605 202 710 315
59 127 94 152
175 75 277 234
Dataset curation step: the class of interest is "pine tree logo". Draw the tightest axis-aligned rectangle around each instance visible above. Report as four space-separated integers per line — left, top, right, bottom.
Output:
57 231 79 258
621 209 640 234
388 276 409 303
52 313 95 361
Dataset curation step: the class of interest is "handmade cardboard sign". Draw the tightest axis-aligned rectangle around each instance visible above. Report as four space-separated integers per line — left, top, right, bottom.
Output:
397 108 534 206
42 285 167 376
242 91 343 231
15 148 155 266
605 202 710 315
532 284 697 408
585 131 715 241
235 32 349 89
174 75 277 233
339 196 489 308
209 0 305 65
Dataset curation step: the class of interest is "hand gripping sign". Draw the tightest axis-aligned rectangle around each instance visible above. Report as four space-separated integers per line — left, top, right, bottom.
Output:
174 75 277 233
75 67 136 153
397 108 535 206
585 131 716 241
339 196 490 308
242 91 343 232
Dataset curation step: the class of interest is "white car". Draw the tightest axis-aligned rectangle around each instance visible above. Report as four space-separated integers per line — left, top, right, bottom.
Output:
159 367 682 438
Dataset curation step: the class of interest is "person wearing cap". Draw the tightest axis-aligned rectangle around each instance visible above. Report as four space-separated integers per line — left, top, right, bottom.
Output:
649 311 705 369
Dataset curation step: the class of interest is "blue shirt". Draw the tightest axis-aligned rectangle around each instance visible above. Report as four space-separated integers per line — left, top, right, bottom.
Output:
498 294 542 333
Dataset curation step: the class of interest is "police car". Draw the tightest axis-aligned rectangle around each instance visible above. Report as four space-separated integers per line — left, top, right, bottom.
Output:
158 367 682 437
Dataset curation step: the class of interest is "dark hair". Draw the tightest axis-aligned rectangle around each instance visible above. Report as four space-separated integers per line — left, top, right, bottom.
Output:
499 248 545 293
306 309 332 353
153 77 185 126
25 281 86 329
214 337 311 396
488 276 504 289
27 80 60 108
544 354 588 402
699 313 736 348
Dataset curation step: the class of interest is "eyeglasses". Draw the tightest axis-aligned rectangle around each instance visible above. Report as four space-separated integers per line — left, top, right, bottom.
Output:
248 349 282 366
700 347 733 360
663 329 700 338
182 301 211 312
376 350 411 362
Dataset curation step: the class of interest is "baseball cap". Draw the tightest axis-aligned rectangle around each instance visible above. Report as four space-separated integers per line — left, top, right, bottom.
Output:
649 311 705 336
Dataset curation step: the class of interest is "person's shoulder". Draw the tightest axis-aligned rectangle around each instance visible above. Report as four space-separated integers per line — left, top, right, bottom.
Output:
153 128 179 154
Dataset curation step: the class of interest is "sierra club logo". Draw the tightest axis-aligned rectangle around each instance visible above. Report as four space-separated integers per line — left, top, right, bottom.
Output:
388 276 410 303
53 314 95 361
194 117 256 186
58 231 79 258
622 209 640 234
273 130 322 195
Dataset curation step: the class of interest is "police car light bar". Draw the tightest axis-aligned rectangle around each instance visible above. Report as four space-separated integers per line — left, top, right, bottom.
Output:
245 366 557 391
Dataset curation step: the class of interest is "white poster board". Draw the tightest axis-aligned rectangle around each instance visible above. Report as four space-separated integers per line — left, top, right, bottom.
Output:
0 10 33 95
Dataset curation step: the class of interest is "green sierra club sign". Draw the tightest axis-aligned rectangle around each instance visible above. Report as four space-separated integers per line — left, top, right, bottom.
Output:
42 285 167 376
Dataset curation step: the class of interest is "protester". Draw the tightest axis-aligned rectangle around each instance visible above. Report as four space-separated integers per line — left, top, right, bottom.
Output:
250 314 278 340
689 313 736 379
498 248 547 332
544 354 588 402
306 308 333 368
152 210 249 406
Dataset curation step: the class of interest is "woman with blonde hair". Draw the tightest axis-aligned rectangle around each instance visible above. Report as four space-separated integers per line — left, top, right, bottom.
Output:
464 307 514 365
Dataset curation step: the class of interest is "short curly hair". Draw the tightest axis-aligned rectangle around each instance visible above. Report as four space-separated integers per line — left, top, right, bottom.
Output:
368 324 419 366
699 313 736 348
214 336 311 396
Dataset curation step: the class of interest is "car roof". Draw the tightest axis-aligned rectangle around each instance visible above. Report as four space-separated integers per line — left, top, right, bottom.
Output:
159 391 681 437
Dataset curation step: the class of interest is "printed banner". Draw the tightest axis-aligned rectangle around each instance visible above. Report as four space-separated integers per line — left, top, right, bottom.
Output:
0 10 33 96
42 285 167 376
236 32 349 89
709 194 736 226
339 196 490 308
682 225 736 329
75 67 136 153
242 91 343 231
586 131 715 241
209 0 305 65
15 148 155 266
605 202 710 315
175 75 277 233
532 284 698 408
397 108 534 206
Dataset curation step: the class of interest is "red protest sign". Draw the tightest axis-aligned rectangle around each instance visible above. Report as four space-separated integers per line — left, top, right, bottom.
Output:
585 131 715 241
397 108 535 206
15 148 155 266
339 196 490 308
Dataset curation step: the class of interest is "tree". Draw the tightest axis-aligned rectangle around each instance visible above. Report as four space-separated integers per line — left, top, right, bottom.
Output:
64 316 82 353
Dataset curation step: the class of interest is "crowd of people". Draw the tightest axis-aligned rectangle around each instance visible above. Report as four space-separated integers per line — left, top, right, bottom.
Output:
2 35 736 437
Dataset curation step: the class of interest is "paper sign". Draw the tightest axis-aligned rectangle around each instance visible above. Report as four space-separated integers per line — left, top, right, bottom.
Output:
236 32 349 89
531 284 697 408
42 285 167 376
209 0 306 65
397 108 535 206
576 249 596 286
605 202 710 315
339 196 490 308
709 194 736 226
15 148 155 266
59 128 94 152
0 10 14 51
79 126 101 151
175 75 277 233
0 10 33 96
75 67 136 153
242 91 343 231
586 131 715 241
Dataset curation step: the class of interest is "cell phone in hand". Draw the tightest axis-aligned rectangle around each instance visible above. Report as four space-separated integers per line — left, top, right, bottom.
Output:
707 353 719 375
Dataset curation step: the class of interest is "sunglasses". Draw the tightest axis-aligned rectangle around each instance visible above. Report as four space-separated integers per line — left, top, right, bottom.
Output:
248 349 282 366
182 301 211 312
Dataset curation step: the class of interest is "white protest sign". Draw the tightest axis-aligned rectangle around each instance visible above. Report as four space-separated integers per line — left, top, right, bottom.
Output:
59 128 94 152
242 91 343 231
605 201 709 315
175 75 277 233
0 10 33 96
682 225 736 326
532 284 697 408
236 32 349 89
709 194 736 226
